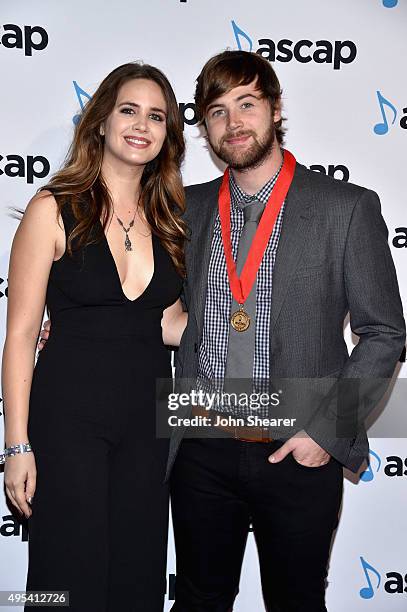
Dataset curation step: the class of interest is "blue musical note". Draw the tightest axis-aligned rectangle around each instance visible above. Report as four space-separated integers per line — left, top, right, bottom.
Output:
373 90 397 135
360 449 382 482
231 21 253 52
382 0 398 7
359 557 381 599
72 81 92 125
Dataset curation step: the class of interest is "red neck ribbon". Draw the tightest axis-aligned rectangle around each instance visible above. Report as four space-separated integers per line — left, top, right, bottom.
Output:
218 149 296 305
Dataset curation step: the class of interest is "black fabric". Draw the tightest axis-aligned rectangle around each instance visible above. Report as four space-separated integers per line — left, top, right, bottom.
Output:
26 202 182 611
170 438 343 612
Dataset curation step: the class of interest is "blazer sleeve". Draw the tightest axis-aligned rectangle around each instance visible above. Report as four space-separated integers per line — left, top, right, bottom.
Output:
305 189 406 455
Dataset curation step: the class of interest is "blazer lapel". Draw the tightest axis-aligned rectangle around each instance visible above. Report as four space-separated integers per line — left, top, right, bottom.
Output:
270 164 315 333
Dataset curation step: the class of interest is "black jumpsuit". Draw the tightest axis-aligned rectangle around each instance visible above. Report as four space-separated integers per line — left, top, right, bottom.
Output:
26 202 182 611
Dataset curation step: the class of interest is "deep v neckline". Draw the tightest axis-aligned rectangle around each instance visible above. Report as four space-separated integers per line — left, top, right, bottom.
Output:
99 219 156 303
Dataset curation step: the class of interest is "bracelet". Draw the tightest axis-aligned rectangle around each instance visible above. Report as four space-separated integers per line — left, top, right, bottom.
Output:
0 442 32 465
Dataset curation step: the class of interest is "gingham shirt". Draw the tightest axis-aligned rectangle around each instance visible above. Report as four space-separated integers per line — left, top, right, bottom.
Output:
196 165 285 406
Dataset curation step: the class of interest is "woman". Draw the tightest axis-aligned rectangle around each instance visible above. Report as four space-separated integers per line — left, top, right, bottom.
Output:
2 62 187 611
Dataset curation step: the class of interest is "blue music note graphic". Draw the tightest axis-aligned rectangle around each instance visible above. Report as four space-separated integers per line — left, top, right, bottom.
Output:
360 449 381 482
382 0 398 7
72 81 92 125
374 90 397 135
359 557 381 599
231 21 253 52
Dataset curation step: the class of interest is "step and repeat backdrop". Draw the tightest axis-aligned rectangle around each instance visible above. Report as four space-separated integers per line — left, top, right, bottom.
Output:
0 1 406 610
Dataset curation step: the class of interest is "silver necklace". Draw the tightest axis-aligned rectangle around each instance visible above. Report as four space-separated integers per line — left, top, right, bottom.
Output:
114 207 138 252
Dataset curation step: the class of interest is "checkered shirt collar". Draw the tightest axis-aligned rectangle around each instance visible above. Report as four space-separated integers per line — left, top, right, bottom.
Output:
229 164 282 211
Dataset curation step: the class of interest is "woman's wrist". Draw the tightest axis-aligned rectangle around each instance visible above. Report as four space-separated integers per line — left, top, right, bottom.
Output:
4 433 30 447
0 442 32 465
5 440 30 448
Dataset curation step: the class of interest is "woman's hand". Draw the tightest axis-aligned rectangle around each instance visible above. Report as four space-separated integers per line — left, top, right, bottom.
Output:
4 452 36 519
38 319 51 351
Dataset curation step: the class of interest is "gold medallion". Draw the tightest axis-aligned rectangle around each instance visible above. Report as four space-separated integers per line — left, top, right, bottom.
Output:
230 305 250 332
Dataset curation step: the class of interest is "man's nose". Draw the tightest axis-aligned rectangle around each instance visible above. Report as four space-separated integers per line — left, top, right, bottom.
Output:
226 109 243 130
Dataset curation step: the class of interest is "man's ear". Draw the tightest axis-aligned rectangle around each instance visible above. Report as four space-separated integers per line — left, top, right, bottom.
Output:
199 119 208 140
273 100 282 124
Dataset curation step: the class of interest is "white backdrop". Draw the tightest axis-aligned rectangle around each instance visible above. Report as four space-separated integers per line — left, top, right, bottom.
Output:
1 1 406 610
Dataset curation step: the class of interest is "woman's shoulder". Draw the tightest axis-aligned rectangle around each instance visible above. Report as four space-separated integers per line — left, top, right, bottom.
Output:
27 190 78 226
23 189 60 224
21 191 78 248
12 190 62 256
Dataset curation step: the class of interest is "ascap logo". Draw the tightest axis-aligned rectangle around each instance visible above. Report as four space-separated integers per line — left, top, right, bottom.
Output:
373 91 407 135
0 24 48 56
360 449 407 482
72 81 91 125
393 228 407 248
309 164 349 182
383 455 407 477
0 155 50 184
72 81 197 130
359 557 407 598
360 450 381 482
0 514 28 541
231 21 357 70
179 102 198 129
0 277 7 299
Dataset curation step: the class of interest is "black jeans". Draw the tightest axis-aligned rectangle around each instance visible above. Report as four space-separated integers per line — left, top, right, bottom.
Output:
170 437 343 612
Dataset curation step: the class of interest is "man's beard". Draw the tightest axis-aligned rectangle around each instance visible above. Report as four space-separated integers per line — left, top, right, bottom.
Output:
210 120 276 171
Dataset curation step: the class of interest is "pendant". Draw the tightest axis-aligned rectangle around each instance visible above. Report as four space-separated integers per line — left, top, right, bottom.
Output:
124 233 132 251
230 304 250 332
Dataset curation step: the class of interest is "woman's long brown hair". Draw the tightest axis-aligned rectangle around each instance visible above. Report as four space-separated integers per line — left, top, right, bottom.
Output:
41 62 186 276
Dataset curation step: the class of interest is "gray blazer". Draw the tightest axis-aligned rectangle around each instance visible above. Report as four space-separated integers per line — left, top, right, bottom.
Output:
165 162 406 479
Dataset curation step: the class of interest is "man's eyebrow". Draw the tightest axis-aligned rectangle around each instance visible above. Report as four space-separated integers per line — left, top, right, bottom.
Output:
235 93 261 102
206 101 225 113
206 93 261 112
118 101 167 115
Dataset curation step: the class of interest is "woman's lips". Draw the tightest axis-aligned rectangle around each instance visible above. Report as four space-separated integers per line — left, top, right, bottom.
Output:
124 136 151 149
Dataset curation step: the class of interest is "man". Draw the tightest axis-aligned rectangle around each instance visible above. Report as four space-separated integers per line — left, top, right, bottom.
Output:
40 51 405 611
167 50 405 611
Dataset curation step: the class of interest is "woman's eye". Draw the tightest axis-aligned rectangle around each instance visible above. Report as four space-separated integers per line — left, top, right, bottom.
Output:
242 102 253 109
150 113 164 122
121 107 134 114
